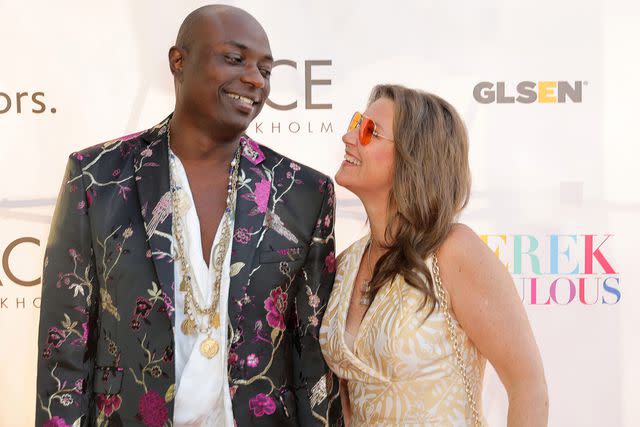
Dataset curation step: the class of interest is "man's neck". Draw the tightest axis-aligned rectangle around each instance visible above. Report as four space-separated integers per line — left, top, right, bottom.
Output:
169 110 241 164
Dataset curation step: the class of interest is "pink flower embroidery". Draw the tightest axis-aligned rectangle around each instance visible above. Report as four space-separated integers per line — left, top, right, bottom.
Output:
323 214 331 228
59 394 73 406
249 393 276 417
308 294 320 308
234 227 252 244
254 179 271 213
123 227 133 239
290 162 301 171
308 315 319 327
324 252 336 273
97 393 122 417
138 390 168 427
228 352 239 366
264 287 287 331
43 416 72 427
247 353 259 368
162 293 174 316
141 148 153 158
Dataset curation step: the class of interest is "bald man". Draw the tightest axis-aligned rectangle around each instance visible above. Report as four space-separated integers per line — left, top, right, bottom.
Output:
35 5 342 426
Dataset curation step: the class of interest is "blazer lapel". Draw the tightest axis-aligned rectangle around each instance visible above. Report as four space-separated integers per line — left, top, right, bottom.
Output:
228 136 269 325
134 116 175 323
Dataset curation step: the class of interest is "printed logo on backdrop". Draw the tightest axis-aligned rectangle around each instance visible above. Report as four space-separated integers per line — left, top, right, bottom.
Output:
0 237 42 310
473 81 587 104
0 91 57 114
481 234 620 306
254 59 334 135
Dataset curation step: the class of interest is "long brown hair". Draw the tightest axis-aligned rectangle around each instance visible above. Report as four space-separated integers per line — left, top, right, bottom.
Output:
368 84 471 315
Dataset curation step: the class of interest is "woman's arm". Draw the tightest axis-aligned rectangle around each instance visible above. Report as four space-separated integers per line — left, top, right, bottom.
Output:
437 224 549 427
340 378 351 426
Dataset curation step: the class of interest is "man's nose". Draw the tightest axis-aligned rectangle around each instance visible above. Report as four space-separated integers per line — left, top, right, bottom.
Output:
240 64 266 89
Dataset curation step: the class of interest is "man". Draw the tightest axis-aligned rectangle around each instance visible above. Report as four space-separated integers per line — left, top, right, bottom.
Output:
35 5 342 426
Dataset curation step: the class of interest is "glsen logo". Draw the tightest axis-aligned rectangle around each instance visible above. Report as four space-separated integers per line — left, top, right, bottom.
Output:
0 91 57 114
481 234 620 306
473 81 585 104
253 59 333 135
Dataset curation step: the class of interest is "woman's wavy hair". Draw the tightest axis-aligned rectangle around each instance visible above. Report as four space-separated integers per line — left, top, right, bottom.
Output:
368 84 471 315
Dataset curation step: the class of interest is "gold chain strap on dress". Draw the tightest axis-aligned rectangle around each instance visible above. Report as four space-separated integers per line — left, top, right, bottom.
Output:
432 255 482 427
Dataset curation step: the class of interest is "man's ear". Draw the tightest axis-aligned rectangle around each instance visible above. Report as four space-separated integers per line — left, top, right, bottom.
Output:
168 46 185 80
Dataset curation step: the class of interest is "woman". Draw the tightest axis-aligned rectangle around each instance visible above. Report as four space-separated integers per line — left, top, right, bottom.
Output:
319 85 548 426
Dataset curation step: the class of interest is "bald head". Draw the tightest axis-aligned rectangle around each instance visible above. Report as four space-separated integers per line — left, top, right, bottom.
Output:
169 4 273 138
176 5 267 51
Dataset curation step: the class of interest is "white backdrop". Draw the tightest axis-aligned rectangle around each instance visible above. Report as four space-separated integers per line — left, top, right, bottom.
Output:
1 1 639 426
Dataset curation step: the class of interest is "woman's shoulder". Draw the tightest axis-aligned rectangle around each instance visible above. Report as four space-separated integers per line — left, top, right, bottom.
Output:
437 223 484 261
436 223 503 290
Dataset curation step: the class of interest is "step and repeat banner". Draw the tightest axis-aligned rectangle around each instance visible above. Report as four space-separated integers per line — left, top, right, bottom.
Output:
1 1 639 426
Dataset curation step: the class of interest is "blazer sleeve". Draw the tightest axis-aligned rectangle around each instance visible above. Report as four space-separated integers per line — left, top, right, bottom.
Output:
292 178 343 426
35 154 99 427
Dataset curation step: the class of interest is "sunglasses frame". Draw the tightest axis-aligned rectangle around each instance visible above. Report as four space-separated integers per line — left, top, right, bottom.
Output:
348 112 394 145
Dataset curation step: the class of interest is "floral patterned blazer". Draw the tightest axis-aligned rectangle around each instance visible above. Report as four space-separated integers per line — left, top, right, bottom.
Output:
35 116 343 427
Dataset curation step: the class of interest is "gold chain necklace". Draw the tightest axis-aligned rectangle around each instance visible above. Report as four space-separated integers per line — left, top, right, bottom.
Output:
168 126 242 359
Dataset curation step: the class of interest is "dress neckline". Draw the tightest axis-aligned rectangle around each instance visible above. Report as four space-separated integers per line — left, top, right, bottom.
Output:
340 235 394 358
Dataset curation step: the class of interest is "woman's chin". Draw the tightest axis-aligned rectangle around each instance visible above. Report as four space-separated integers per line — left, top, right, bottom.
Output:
334 168 350 188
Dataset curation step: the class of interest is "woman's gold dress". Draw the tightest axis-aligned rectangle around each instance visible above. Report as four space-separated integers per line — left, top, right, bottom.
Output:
320 236 488 426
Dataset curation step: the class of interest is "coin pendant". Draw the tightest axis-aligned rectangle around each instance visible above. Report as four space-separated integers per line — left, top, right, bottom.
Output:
181 318 196 336
200 338 219 359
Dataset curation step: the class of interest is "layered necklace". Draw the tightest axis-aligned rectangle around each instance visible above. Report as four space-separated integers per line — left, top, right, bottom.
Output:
168 126 242 359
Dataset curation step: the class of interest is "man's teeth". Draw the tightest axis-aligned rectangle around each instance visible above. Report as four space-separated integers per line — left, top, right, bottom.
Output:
344 154 361 166
226 93 255 106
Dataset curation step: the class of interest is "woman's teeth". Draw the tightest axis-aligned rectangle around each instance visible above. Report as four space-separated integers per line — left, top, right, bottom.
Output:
344 154 361 166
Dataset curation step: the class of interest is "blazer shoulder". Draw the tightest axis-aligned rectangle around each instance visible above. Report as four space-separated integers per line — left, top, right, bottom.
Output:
257 142 331 184
70 125 156 167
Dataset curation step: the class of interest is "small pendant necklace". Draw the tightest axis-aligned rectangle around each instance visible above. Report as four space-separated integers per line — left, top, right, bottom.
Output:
360 239 374 306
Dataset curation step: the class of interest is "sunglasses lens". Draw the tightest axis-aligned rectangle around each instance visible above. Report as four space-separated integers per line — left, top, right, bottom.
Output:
348 112 362 132
359 117 375 145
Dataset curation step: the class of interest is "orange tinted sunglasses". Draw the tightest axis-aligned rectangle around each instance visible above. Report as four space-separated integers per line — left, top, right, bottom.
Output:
347 112 394 145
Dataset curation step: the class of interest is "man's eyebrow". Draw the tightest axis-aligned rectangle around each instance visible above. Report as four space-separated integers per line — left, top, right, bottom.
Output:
222 40 273 62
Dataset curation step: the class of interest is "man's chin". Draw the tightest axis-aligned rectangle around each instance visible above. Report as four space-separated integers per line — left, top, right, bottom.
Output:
210 113 254 138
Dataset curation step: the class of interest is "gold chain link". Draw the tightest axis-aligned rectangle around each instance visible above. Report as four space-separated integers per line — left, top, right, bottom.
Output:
432 255 482 427
168 126 242 335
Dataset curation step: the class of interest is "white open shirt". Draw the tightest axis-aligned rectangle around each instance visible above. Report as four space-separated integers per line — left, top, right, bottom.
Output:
169 149 234 427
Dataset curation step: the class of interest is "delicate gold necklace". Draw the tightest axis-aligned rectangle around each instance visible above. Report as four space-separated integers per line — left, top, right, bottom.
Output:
360 239 374 306
168 125 242 359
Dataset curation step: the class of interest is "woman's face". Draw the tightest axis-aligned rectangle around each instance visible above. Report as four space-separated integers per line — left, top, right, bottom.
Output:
335 97 396 200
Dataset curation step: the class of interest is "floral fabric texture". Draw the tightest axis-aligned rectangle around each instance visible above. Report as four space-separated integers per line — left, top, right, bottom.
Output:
35 116 343 427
